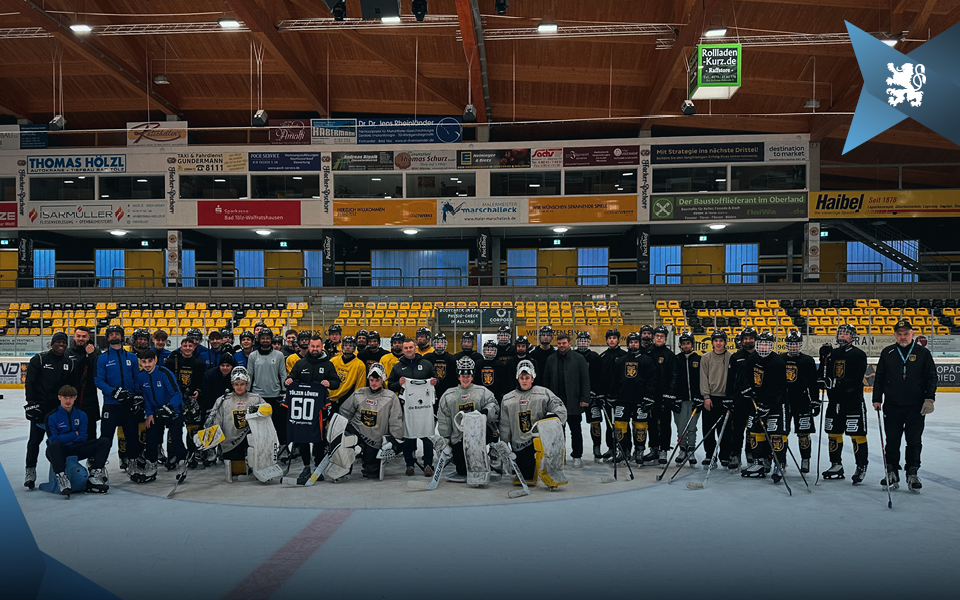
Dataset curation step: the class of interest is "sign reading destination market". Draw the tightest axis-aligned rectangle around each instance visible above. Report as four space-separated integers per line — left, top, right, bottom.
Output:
688 44 742 100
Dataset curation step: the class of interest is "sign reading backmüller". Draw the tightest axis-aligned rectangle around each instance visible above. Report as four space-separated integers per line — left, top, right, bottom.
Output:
651 142 762 164
436 308 515 327
437 198 527 225
248 152 321 171
27 154 126 174
24 201 167 229
563 145 640 167
650 192 807 221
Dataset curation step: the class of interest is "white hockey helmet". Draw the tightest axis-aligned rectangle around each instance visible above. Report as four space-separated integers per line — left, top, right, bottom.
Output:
516 359 536 379
230 366 250 383
368 363 386 380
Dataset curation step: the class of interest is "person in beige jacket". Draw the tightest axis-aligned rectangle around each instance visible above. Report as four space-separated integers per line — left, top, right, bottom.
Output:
699 330 732 468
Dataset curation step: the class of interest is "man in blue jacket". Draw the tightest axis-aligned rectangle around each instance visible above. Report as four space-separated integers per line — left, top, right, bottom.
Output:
133 349 185 484
96 324 143 474
45 385 111 497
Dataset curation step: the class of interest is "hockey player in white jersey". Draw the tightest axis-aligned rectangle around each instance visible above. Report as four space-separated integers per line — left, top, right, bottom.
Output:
437 357 499 483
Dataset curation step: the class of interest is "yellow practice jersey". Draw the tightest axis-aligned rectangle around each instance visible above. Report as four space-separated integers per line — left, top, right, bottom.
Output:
380 352 402 380
285 352 304 375
329 354 368 403
416 346 434 356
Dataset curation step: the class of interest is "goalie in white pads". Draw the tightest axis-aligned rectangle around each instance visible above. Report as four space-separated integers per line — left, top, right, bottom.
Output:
204 366 282 482
339 363 404 479
437 357 499 483
499 360 568 488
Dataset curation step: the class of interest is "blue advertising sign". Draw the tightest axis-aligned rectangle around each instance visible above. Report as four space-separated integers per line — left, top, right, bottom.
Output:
357 117 462 144
248 152 322 172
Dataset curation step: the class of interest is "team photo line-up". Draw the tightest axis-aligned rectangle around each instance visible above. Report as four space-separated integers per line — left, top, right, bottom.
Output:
23 317 937 498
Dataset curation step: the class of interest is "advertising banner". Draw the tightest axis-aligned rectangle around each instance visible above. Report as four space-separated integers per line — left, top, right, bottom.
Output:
765 141 808 162
331 151 394 171
24 201 167 229
312 119 357 145
0 202 16 228
166 230 181 279
636 224 650 282
27 154 126 174
197 200 301 226
320 153 332 215
528 195 637 224
269 119 310 145
0 360 27 383
639 147 651 213
437 198 526 226
177 152 245 173
125 121 188 146
17 236 32 276
804 221 821 280
650 192 807 221
437 308 514 327
808 189 960 219
457 149 530 169
0 125 17 151
531 148 563 169
357 117 462 145
322 232 335 286
19 124 48 150
651 142 763 164
688 44 742 100
393 150 457 171
248 152 321 172
563 145 641 167
332 199 435 226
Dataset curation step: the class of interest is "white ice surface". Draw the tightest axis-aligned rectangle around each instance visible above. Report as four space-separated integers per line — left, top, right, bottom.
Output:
2 389 959 600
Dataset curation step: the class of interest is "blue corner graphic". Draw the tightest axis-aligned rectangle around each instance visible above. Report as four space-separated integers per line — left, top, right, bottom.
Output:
0 462 122 600
845 21 960 153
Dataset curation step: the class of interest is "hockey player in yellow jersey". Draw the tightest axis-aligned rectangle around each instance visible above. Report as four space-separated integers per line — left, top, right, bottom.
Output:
329 336 368 405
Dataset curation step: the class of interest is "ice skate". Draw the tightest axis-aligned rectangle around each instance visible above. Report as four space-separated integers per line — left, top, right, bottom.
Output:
822 463 844 480
675 449 690 464
593 445 602 463
800 458 810 473
880 470 900 490
771 463 784 484
762 457 772 474
136 460 158 484
86 468 109 493
572 458 582 468
446 472 467 483
658 449 668 465
741 460 765 478
727 456 741 470
851 464 868 485
641 447 658 465
24 467 36 490
906 473 922 494
55 472 72 498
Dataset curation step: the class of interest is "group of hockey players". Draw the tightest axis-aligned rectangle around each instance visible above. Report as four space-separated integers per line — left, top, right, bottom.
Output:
22 314 937 497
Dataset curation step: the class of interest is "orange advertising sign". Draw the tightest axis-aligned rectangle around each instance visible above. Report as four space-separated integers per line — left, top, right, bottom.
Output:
528 195 638 224
333 200 437 226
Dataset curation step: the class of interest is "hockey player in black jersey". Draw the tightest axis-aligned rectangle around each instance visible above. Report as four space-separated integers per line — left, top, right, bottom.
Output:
477 340 509 401
358 331 389 372
674 332 702 465
598 329 626 462
286 335 340 481
495 325 516 369
646 325 677 465
611 332 656 463
726 327 759 471
820 324 869 483
528 325 555 384
639 325 654 354
424 333 458 402
454 331 483 366
742 332 789 482
783 330 819 473
576 331 603 461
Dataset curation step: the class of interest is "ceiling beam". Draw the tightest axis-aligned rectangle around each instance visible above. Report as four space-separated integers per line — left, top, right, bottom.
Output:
224 0 327 117
455 0 489 123
639 0 723 128
3 0 179 115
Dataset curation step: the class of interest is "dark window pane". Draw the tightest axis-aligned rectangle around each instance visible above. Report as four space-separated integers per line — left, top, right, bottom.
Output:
652 167 727 193
334 174 402 199
565 169 638 195
100 176 165 200
251 175 320 199
30 176 95 201
490 171 560 196
0 178 13 201
406 173 475 198
731 165 806 191
179 175 248 199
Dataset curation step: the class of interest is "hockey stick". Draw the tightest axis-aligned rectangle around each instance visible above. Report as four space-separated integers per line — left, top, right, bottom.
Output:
687 409 730 490
407 435 450 491
783 442 812 493
667 411 725 484
280 429 349 486
657 407 699 481
751 401 792 496
876 408 893 509
167 426 225 498
600 399 634 482
815 389 825 486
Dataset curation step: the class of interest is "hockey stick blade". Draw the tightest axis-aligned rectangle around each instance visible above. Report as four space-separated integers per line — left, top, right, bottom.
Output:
406 480 431 491
686 482 705 490
507 488 530 499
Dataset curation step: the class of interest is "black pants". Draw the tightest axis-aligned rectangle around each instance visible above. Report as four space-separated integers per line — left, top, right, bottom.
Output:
720 399 750 462
25 421 48 468
297 441 326 467
514 444 536 482
651 402 673 451
265 397 287 446
46 437 110 474
701 399 727 459
565 410 584 458
451 441 467 476
222 437 249 461
145 415 185 464
403 437 434 468
359 442 380 477
100 404 141 460
883 403 925 474
82 410 99 440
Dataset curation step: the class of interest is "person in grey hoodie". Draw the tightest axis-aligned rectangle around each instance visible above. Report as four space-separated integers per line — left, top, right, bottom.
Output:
248 328 288 446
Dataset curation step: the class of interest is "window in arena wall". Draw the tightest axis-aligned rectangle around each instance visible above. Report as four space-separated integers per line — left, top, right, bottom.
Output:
99 176 165 200
650 245 682 284
0 177 13 200
652 167 727 193
251 175 320 199
490 171 560 196
730 165 806 191
179 175 248 199
565 169 637 195
406 173 476 198
334 174 402 199
30 176 95 201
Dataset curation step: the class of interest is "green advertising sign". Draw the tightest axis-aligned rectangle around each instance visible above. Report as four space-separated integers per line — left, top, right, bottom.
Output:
650 192 807 221
688 44 742 100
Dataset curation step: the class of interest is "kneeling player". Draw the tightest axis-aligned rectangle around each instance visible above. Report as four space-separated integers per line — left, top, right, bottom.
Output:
45 385 112 497
339 364 404 479
437 357 499 483
499 360 567 485
820 324 869 484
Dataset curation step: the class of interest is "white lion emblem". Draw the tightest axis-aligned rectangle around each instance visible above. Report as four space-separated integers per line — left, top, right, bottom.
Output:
886 63 926 107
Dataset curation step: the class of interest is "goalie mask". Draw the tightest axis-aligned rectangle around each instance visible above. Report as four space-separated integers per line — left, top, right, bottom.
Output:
230 366 250 383
457 356 476 376
368 363 386 381
516 359 536 379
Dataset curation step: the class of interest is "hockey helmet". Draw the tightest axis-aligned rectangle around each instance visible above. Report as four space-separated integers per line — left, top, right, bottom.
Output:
482 339 498 359
497 325 512 345
220 328 234 341
186 328 203 342
605 328 620 340
133 328 150 342
297 331 312 348
740 327 758 340
734 331 743 350
653 325 669 337
328 324 342 335
457 356 476 375
258 328 274 341
239 330 255 342
785 330 803 355
836 323 857 346
254 321 267 330
230 366 250 383
416 326 431 338
640 325 654 335
368 363 386 380
432 332 448 352
105 324 124 340
461 331 475 340
678 331 695 347
515 335 530 350
756 331 775 357
391 331 405 343
341 336 357 353
626 331 641 347
710 329 728 341
576 330 591 350
539 325 553 337
367 330 381 341
516 359 537 379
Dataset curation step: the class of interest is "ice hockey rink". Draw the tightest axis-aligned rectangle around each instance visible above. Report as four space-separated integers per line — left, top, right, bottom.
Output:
2 389 959 600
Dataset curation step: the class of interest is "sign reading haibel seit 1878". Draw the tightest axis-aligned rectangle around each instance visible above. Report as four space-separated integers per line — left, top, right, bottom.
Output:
437 308 515 327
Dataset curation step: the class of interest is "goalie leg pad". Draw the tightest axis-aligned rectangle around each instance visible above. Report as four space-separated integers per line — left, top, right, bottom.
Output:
533 417 567 488
323 413 359 481
245 416 284 482
458 411 491 486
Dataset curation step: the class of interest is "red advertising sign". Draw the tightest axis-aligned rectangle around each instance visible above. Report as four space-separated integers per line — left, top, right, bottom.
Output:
197 201 301 227
0 202 18 227
269 119 310 145
563 145 640 167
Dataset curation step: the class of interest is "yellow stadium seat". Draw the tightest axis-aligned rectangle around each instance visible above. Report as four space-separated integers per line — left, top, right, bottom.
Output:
756 300 767 309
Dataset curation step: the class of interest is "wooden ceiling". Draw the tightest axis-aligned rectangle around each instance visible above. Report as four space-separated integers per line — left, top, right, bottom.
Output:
1 0 959 173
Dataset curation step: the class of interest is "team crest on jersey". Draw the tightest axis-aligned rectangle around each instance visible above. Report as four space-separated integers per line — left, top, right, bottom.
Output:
482 369 494 385
786 365 798 383
232 409 247 430
658 356 664 363
518 409 533 434
457 402 475 413
692 361 699 368
753 366 763 387
771 436 784 452
908 354 916 362
834 360 845 378
436 363 447 379
360 409 378 427
180 371 192 386
626 362 637 378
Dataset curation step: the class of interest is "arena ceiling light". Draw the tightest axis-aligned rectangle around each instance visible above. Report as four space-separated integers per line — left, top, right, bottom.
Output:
218 18 242 29
708 223 727 230
255 229 272 236
403 229 419 235
70 23 92 34
412 0 427 22
704 27 727 38
537 23 558 34
381 16 401 24
552 227 569 233
495 0 509 15
109 230 127 236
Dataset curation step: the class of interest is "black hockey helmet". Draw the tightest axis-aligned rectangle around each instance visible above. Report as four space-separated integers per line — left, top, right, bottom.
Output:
710 329 728 341
626 331 641 345
756 331 775 357
133 328 150 341
515 335 529 349
105 324 124 338
605 328 620 339
432 332 447 341
416 326 431 338
328 324 342 334
482 339 498 358
254 321 266 330
497 325 511 345
461 331 475 340
836 323 857 345
368 330 381 341
498 325 511 334
740 326 758 340
390 331 405 343
678 331 695 346
187 328 203 342
258 328 274 341
356 328 368 339
653 325 669 337
577 330 591 340
640 325 654 335
341 336 357 352
785 329 802 346
220 328 234 340
239 330 255 341
539 325 553 335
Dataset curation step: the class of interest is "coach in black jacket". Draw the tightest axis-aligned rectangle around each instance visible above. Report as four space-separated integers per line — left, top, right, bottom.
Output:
542 333 590 465
872 320 938 488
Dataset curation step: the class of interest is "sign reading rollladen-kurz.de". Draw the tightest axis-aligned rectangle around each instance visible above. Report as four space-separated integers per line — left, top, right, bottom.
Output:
436 308 515 327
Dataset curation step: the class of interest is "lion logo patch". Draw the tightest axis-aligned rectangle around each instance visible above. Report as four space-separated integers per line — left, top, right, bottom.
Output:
518 410 533 434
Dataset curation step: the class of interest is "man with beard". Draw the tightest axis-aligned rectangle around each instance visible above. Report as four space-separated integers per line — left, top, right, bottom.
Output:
358 331 389 372
542 333 590 467
387 338 438 477
355 329 369 352
424 333 458 401
507 335 531 379
66 326 101 440
598 329 626 462
639 325 654 354
415 327 434 356
287 335 340 482
247 328 289 448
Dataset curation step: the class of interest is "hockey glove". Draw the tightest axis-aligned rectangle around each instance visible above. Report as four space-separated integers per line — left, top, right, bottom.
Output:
24 403 42 421
156 403 177 422
819 344 832 360
692 396 704 409
753 403 771 419
739 386 756 400
480 407 489 415
809 399 822 417
111 388 131 402
640 397 655 411
722 397 736 411
545 412 559 420
383 434 402 453
183 397 202 425
666 395 682 413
